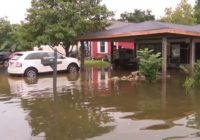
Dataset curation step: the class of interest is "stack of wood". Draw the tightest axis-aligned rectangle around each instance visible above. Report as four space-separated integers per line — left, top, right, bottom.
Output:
121 71 146 81
111 71 146 82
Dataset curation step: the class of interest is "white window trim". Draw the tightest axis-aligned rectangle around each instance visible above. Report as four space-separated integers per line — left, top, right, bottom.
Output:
97 41 108 53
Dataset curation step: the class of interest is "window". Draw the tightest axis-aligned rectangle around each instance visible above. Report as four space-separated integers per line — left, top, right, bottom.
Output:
11 53 23 60
25 52 48 60
57 53 64 59
100 41 105 52
46 52 64 59
172 44 180 58
98 41 107 53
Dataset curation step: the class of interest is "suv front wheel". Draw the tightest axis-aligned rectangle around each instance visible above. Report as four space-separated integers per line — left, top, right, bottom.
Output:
24 68 38 77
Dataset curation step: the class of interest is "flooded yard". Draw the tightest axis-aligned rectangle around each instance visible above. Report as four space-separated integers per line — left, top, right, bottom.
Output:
1 66 200 140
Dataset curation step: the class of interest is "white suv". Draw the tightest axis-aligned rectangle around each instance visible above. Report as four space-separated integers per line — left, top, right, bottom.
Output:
8 51 80 77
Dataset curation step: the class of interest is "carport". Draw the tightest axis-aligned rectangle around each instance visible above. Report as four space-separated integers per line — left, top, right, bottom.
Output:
78 21 200 78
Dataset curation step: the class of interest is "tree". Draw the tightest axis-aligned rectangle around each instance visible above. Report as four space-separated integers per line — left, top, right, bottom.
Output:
0 17 22 51
194 0 200 24
119 9 155 23
25 0 113 55
161 0 196 25
13 23 33 50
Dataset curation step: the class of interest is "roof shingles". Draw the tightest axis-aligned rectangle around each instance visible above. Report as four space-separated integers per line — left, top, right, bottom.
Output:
79 21 200 41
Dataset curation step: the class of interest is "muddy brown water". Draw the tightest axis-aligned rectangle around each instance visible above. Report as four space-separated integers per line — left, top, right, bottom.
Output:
0 67 200 140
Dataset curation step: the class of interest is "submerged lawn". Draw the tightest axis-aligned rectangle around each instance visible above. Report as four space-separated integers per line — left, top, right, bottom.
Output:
84 60 111 67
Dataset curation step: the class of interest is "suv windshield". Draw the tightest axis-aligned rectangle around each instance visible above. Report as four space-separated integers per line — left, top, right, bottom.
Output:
11 53 23 60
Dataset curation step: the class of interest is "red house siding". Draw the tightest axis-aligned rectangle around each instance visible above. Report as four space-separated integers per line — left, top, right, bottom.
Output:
118 42 134 49
92 41 98 58
91 41 134 59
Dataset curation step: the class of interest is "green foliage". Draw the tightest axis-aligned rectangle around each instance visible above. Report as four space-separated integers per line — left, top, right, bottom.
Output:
179 64 189 74
194 0 200 23
194 60 200 85
119 9 155 23
84 60 111 67
0 17 23 51
183 77 195 91
161 0 196 25
183 60 200 90
25 0 113 53
137 48 162 83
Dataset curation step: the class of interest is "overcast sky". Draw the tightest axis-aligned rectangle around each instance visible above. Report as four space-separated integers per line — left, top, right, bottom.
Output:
0 0 196 23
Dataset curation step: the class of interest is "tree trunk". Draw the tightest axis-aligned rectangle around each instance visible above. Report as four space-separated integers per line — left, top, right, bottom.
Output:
64 44 70 57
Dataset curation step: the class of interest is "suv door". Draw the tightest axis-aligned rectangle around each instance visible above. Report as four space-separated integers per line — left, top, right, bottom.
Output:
25 52 52 73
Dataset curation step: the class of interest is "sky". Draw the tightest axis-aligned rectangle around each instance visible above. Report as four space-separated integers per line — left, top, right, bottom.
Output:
0 0 197 24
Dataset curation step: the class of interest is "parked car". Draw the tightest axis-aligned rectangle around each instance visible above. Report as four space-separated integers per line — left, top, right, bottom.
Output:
0 51 12 67
8 51 80 77
2 52 17 67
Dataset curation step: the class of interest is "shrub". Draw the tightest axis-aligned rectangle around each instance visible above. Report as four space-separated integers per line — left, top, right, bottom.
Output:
184 60 200 90
183 77 195 91
179 64 189 74
137 48 162 83
194 60 200 85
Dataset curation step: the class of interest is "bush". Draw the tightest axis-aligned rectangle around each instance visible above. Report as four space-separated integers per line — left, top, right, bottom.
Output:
194 60 200 85
183 60 200 90
183 77 195 91
137 48 162 83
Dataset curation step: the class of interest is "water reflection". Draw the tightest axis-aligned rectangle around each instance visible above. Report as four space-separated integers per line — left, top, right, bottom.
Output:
6 68 116 140
0 67 12 101
8 74 81 99
2 67 200 139
187 91 200 130
21 93 115 140
84 67 112 96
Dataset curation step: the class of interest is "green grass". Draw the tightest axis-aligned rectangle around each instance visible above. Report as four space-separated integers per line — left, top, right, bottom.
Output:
84 60 111 67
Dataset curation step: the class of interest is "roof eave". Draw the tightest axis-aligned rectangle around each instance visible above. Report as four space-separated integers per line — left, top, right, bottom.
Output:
78 29 200 41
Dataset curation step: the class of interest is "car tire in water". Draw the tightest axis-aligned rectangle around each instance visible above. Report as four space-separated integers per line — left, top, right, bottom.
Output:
24 76 38 84
24 68 38 77
67 63 79 74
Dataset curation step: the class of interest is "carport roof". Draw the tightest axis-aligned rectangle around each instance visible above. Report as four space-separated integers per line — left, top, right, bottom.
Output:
78 21 200 41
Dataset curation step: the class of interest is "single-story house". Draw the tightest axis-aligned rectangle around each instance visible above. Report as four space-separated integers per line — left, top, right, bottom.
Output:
78 21 200 78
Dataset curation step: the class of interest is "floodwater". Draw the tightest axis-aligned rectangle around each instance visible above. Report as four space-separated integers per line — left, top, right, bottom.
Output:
1 67 200 140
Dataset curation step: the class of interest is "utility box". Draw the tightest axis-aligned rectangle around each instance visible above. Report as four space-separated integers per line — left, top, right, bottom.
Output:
41 57 55 66
41 57 62 66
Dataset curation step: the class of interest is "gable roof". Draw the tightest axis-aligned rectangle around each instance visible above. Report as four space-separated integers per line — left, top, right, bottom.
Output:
106 20 134 30
79 21 200 41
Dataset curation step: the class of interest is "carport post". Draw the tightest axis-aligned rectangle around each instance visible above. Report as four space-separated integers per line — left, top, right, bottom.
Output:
162 37 167 79
190 38 195 76
80 41 85 71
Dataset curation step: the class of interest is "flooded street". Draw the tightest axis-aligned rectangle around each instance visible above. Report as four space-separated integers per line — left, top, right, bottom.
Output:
1 67 200 140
